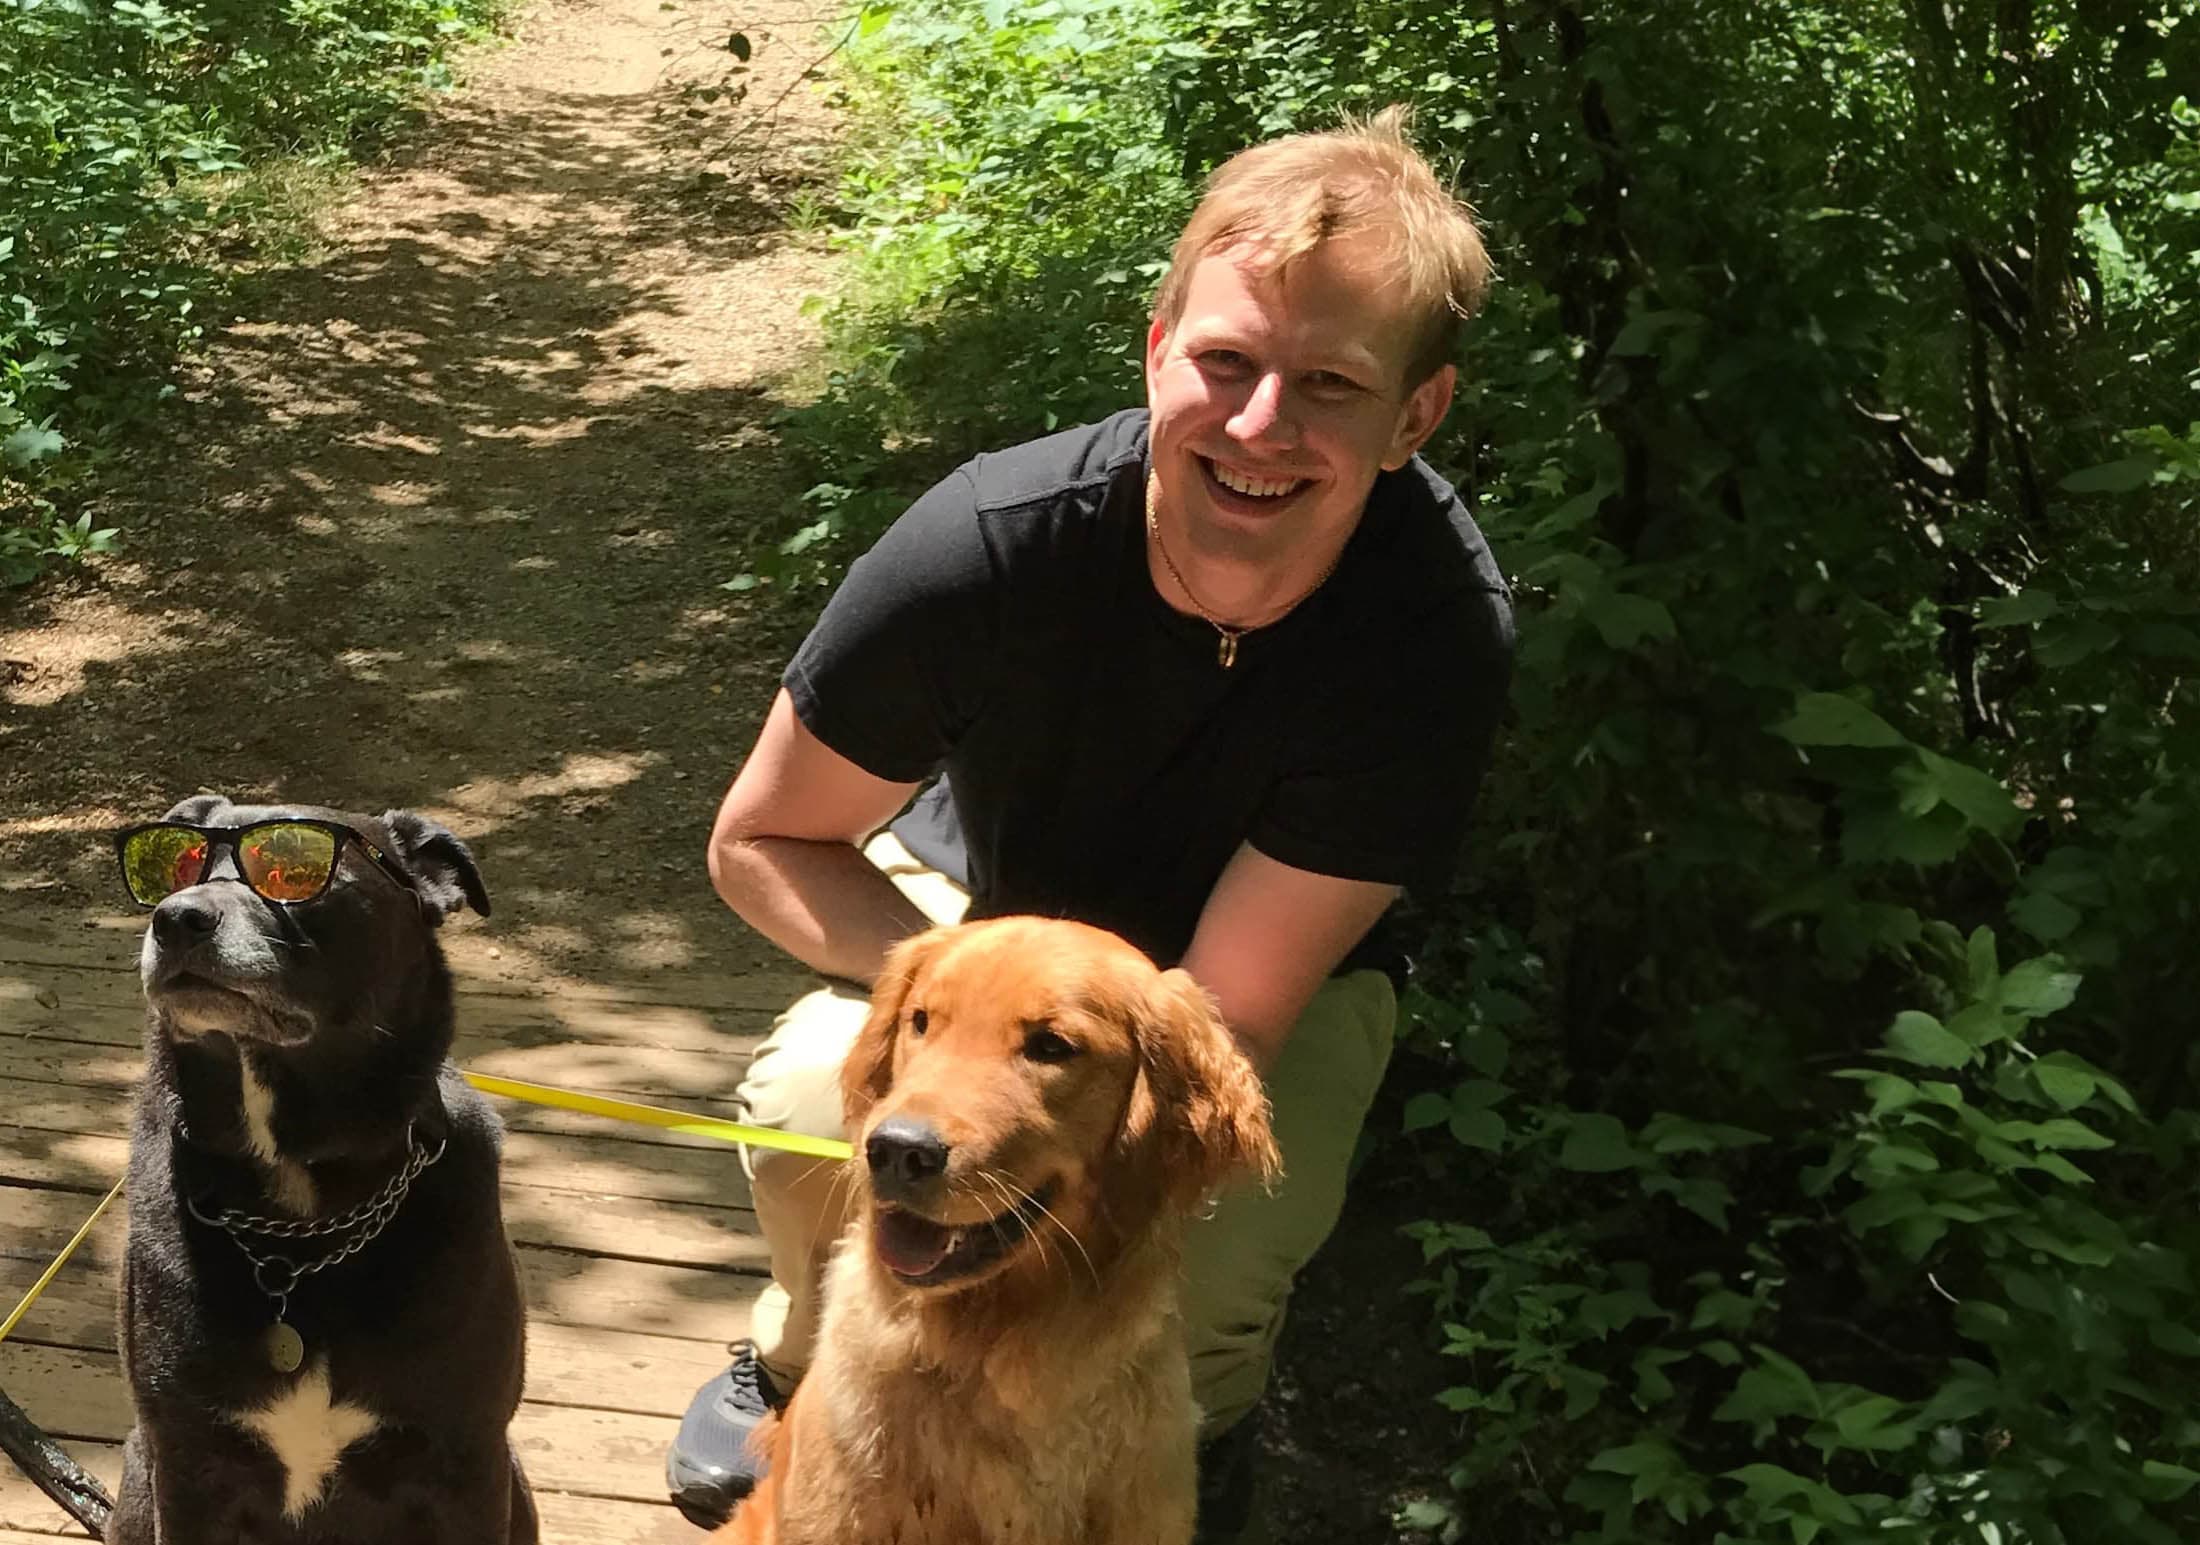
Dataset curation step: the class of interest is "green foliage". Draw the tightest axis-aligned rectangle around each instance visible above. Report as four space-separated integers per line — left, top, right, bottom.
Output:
0 0 505 583
752 0 2199 1536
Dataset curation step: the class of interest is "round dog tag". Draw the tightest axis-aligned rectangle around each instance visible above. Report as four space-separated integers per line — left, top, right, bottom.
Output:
265 1320 305 1375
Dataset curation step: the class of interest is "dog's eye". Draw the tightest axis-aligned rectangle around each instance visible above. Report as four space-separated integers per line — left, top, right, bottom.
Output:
909 1008 928 1036
1022 1027 1078 1064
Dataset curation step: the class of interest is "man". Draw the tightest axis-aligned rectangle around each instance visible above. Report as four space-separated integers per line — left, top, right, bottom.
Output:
667 106 1513 1542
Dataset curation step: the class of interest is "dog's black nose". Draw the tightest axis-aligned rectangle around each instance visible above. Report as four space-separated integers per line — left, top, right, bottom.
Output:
150 892 222 951
866 1117 950 1196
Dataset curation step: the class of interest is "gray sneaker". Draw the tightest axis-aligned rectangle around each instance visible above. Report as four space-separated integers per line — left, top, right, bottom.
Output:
665 1341 791 1528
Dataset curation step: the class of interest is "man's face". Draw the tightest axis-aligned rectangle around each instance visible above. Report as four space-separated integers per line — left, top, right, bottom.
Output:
1144 229 1455 570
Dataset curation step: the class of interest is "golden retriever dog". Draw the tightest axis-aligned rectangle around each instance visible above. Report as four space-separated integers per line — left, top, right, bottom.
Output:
718 916 1280 1545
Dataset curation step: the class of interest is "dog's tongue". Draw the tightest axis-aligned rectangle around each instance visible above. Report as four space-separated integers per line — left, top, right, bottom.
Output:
875 1209 956 1277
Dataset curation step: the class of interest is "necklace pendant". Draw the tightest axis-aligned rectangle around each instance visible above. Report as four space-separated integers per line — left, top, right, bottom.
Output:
1216 630 1241 669
265 1319 305 1375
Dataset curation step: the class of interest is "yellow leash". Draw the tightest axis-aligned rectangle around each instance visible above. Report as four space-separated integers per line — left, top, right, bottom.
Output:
0 1179 122 1345
0 1074 850 1346
460 1071 854 1162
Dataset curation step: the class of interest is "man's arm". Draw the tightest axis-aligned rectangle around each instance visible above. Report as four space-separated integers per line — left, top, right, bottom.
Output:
1177 843 1401 1073
706 688 929 986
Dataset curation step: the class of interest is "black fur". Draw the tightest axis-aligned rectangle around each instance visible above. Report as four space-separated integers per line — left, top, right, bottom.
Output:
108 797 536 1545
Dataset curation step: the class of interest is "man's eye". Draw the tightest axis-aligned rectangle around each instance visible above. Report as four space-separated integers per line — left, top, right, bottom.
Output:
1023 1028 1079 1064
1308 371 1362 395
1200 350 1253 375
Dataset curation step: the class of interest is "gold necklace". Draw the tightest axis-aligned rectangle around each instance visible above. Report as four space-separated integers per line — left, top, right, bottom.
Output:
1144 473 1339 668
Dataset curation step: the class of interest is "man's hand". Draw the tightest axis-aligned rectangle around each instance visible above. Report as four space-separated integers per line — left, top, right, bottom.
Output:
1178 845 1400 1072
707 689 928 985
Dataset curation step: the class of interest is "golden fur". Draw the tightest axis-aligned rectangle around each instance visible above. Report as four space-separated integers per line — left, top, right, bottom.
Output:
718 916 1280 1545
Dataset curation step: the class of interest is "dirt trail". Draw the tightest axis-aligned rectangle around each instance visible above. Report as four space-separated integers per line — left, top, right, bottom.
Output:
0 0 849 985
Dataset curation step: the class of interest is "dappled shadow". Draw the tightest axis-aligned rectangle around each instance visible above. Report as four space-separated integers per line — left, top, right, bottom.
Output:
0 0 846 989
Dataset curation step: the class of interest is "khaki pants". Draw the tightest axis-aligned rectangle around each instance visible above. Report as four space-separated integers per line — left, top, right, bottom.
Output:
737 834 1397 1437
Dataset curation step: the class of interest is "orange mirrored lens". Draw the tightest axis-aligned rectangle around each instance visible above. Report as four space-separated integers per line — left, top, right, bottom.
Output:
239 824 337 903
123 828 209 904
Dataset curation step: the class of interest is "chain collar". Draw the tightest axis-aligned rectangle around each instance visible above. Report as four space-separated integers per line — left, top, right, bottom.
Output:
185 1124 447 1310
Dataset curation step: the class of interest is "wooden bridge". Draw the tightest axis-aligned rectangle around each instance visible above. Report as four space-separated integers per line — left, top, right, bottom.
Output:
0 898 805 1542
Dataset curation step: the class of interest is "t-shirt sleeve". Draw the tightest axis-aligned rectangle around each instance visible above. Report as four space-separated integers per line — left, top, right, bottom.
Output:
1249 583 1515 893
782 467 998 783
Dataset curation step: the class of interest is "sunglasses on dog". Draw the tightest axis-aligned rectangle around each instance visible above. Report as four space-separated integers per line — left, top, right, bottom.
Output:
114 820 413 908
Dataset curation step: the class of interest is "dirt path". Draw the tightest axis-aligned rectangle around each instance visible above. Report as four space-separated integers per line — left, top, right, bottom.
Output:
0 0 848 986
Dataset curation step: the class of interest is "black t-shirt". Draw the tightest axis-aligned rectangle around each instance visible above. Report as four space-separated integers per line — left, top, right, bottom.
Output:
784 408 1514 976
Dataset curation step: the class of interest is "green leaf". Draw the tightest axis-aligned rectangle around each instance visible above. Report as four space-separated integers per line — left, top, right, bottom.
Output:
1403 1092 1450 1133
857 3 893 36
1451 1079 1511 1112
1976 589 2060 627
1 425 65 466
1579 1288 1663 1336
1588 1437 1679 1476
2139 1461 2200 1501
2148 1321 2200 1357
1559 1114 1641 1172
1584 589 1677 650
1894 752 2024 840
1447 1108 1505 1151
1396 1497 1453 1532
1965 927 1999 993
2031 1057 2097 1111
2058 455 2159 493
1885 1011 1974 1069
1773 693 1905 748
1830 1393 1918 1450
2001 958 2081 1017
2034 618 2119 668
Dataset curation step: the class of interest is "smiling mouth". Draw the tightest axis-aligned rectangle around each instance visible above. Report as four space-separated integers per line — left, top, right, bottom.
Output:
1203 456 1307 501
871 1183 1057 1287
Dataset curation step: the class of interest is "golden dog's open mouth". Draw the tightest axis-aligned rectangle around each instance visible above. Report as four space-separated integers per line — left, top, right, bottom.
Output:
872 1183 1058 1287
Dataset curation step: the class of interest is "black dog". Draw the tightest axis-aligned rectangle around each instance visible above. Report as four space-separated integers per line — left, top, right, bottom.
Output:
108 796 537 1544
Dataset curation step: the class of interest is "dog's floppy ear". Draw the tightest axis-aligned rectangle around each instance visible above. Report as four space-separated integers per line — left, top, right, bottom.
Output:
841 926 954 1129
1130 969 1282 1213
378 809 492 923
160 794 227 823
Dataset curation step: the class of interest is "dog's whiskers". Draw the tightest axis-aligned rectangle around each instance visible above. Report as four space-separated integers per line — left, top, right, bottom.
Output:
987 1169 1099 1290
974 1170 1061 1281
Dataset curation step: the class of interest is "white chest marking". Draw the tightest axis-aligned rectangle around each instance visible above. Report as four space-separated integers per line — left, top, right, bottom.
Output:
233 1357 381 1519
238 1057 318 1214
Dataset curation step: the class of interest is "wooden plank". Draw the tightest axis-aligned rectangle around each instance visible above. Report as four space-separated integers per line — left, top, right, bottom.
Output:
0 1172 768 1279
0 1120 765 1213
0 1443 698 1542
0 1342 685 1506
0 912 821 1013
0 1033 768 1115
0 1251 764 1375
2 1191 767 1352
0 1302 725 1418
0 962 793 1053
0 1069 772 1158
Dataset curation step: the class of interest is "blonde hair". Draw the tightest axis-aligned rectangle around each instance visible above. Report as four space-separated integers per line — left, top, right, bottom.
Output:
1150 105 1493 385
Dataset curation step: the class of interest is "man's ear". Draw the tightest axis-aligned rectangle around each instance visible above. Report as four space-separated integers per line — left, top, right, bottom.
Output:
1382 362 1455 470
1133 969 1281 1213
378 810 491 923
841 926 954 1129
1145 314 1172 398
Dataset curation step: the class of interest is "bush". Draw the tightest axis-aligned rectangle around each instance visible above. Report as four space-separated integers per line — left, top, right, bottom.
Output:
767 0 2200 1537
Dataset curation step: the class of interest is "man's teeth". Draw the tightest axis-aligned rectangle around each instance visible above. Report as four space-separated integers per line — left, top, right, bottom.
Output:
1210 462 1302 499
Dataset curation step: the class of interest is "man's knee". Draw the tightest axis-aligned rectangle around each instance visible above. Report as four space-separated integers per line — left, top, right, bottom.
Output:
735 987 870 1173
